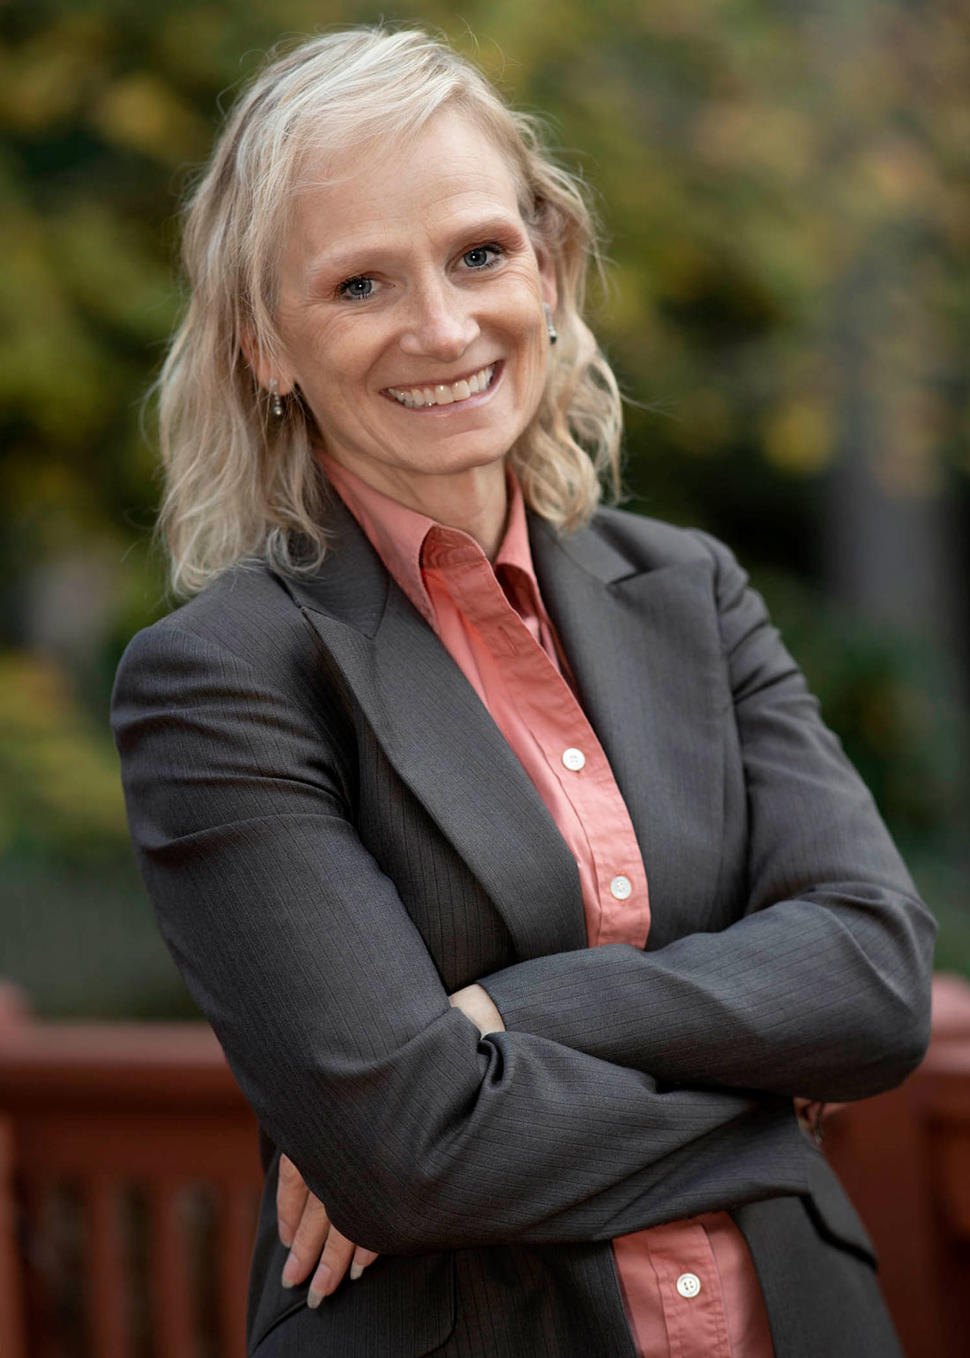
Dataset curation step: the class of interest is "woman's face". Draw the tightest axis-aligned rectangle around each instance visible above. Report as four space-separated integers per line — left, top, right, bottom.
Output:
271 107 557 505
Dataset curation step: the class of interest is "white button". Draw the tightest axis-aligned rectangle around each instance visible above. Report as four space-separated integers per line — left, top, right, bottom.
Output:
561 747 586 772
609 875 632 900
676 1272 701 1299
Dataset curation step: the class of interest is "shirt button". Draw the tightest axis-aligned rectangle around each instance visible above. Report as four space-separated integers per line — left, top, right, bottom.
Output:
610 875 632 901
676 1272 701 1299
561 747 586 772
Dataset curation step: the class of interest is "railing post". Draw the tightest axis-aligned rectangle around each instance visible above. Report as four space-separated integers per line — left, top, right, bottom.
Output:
0 984 28 1358
218 1184 258 1358
149 1179 196 1358
85 1173 131 1358
0 1114 27 1358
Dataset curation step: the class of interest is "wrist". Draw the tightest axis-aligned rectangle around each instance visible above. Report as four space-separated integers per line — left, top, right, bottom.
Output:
448 984 505 1038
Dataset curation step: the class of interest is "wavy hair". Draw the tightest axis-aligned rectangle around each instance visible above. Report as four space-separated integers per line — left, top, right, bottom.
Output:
157 27 622 596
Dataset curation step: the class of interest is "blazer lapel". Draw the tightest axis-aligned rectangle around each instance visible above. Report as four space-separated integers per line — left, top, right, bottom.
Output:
281 500 588 960
530 516 728 948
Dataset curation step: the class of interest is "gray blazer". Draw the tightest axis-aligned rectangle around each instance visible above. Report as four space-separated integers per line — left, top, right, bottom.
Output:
112 501 936 1357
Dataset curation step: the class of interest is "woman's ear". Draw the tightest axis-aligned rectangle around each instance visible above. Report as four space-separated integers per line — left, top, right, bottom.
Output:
240 328 294 396
534 242 559 315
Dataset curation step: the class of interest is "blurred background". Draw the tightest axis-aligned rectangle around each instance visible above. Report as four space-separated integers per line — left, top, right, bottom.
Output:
1 0 968 1019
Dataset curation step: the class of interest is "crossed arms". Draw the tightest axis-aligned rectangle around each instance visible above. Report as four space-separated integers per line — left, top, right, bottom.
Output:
111 536 934 1277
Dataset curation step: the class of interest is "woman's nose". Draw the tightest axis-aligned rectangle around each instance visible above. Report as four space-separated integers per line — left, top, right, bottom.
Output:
398 281 479 360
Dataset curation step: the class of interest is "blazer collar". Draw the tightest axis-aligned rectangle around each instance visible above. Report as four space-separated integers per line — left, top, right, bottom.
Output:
281 494 644 625
283 494 391 637
281 502 726 955
279 498 588 960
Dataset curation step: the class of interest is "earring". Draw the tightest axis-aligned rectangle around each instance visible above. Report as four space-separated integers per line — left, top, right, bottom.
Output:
543 303 558 345
268 377 284 418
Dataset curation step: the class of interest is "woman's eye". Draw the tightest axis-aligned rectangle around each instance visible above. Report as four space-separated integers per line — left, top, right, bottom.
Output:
462 245 502 270
338 276 375 301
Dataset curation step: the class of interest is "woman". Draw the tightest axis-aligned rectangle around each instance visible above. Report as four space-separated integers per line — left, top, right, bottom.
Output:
112 27 936 1358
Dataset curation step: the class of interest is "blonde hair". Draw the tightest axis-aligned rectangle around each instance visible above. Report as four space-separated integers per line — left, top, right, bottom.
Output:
157 26 622 596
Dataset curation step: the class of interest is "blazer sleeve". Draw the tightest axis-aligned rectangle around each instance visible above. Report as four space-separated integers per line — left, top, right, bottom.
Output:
481 531 937 1103
111 617 810 1257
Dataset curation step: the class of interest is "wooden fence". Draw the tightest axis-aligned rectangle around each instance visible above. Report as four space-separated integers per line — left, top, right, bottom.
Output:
1 975 969 1358
0 986 259 1358
824 972 970 1358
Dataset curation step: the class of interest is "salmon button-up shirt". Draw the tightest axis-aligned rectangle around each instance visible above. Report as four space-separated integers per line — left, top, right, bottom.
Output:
320 451 775 1358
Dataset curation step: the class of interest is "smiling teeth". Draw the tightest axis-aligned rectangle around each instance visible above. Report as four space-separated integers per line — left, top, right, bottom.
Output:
387 364 494 409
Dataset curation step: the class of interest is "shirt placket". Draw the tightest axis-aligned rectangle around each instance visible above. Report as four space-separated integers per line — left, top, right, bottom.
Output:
632 1222 733 1358
427 544 650 950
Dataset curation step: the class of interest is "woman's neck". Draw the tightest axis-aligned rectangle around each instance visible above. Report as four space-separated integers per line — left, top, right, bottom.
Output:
323 454 510 561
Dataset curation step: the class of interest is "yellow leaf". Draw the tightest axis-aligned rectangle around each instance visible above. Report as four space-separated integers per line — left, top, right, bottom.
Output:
763 398 833 474
91 73 210 165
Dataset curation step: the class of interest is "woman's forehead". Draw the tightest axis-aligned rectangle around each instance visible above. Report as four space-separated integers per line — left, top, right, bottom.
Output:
284 111 525 260
292 106 519 203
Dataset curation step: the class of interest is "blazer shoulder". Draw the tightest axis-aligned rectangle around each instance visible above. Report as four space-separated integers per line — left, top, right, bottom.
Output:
114 560 314 693
584 504 735 575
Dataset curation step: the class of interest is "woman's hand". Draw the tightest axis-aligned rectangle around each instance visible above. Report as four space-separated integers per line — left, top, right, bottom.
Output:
793 1097 828 1145
448 983 505 1038
277 1154 378 1306
274 988 499 1304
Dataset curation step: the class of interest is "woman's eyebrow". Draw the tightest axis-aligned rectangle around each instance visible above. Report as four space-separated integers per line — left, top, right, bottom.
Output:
305 213 527 285
305 240 394 284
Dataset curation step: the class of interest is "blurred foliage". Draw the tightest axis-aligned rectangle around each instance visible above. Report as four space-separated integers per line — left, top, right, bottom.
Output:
0 0 968 1013
0 651 126 861
752 572 967 848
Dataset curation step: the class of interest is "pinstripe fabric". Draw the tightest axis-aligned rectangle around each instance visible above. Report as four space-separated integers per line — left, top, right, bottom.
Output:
325 461 768 1357
111 501 934 1356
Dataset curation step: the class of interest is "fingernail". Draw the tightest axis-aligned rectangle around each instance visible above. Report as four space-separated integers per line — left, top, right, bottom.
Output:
350 1262 364 1281
281 1251 300 1287
279 1225 293 1248
307 1266 332 1307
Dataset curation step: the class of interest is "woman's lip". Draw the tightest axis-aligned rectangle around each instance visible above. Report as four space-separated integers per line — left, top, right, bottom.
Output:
381 361 503 412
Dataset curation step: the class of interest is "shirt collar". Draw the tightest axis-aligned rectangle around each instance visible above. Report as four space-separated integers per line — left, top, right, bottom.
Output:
315 450 541 628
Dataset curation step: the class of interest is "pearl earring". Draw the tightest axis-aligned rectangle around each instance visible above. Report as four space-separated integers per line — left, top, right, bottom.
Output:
543 303 558 345
268 378 284 418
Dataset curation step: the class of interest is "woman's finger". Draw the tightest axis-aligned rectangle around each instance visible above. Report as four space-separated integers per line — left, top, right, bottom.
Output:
281 1193 331 1289
307 1224 357 1307
350 1246 379 1281
276 1154 309 1248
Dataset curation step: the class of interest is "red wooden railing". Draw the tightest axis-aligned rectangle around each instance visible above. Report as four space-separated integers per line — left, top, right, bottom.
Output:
824 972 970 1358
1 975 969 1358
0 987 260 1358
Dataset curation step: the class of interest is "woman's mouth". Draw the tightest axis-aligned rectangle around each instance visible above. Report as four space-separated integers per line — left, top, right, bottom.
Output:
384 362 498 410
